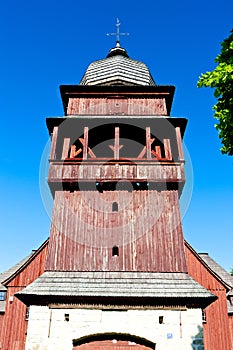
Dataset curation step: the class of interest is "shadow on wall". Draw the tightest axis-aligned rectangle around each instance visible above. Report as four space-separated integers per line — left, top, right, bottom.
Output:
191 326 204 350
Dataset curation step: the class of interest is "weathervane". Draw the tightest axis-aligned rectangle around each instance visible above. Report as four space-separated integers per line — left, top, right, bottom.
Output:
107 18 129 47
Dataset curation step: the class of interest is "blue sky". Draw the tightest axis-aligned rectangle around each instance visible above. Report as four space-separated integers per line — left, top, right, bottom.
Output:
0 0 233 273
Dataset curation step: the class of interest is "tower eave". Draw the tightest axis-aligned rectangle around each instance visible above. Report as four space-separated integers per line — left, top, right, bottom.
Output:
59 85 175 117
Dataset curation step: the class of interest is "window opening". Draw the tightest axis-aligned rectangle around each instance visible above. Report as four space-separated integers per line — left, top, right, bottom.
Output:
65 313 70 322
112 202 118 212
159 316 164 324
112 246 119 257
0 292 6 301
202 309 207 323
25 306 30 321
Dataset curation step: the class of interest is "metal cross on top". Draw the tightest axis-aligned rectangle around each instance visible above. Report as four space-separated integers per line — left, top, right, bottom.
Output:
107 18 129 47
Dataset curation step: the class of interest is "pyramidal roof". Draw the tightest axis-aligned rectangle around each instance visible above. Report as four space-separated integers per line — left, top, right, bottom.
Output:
80 44 156 87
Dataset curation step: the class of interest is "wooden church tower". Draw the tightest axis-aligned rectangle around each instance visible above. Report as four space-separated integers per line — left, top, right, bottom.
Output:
17 31 215 350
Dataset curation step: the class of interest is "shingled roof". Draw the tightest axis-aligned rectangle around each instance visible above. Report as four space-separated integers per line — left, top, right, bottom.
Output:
80 46 156 86
0 253 33 312
16 271 215 308
0 254 33 290
199 253 233 288
199 253 233 314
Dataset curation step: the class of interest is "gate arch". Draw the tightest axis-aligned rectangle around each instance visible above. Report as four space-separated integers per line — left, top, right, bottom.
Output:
73 333 155 349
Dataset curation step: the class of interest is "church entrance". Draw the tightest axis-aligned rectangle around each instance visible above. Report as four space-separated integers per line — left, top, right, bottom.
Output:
73 334 155 350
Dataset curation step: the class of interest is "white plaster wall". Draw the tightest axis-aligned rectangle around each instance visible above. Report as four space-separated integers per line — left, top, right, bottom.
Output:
25 306 203 350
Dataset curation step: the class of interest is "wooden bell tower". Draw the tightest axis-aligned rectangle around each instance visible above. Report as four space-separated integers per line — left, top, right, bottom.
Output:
16 40 216 350
45 47 188 274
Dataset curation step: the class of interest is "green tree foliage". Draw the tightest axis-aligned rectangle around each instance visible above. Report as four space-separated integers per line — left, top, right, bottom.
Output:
197 29 233 155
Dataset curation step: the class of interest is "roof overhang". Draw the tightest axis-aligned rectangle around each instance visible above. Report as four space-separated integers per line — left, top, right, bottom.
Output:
59 85 175 116
16 271 216 309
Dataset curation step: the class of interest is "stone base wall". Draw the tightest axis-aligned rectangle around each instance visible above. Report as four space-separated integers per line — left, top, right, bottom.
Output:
25 306 203 350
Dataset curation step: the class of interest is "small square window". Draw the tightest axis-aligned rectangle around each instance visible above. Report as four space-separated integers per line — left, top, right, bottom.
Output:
0 292 6 301
112 202 118 212
159 316 164 324
112 246 119 257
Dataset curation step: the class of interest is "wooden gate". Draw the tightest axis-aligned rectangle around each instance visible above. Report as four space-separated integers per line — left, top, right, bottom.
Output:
74 340 150 349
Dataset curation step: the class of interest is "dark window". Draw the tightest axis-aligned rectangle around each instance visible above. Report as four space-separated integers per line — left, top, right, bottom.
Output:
112 202 118 212
65 313 70 322
25 306 30 320
159 316 164 324
112 246 119 257
202 309 207 323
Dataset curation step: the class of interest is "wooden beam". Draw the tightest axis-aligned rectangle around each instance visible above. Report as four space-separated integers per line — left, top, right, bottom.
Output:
61 138 70 160
114 127 120 160
109 127 123 159
78 138 96 158
175 127 184 161
50 126 58 160
79 127 96 159
137 146 146 159
146 127 155 159
146 127 151 159
164 139 172 160
155 146 162 159
83 127 88 160
70 145 82 158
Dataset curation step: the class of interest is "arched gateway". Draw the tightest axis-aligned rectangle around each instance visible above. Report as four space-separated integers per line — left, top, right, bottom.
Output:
73 333 155 349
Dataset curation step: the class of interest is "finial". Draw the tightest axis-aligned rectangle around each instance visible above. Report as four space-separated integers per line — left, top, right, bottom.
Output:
107 18 129 47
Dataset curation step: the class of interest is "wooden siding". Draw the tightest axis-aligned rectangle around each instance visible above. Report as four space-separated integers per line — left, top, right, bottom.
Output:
67 98 167 116
48 162 185 184
0 314 4 344
228 315 233 348
0 242 48 350
185 244 231 350
45 190 187 273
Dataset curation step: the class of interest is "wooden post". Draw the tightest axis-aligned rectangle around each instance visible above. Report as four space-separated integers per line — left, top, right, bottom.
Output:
114 127 120 160
70 145 82 158
50 126 58 160
83 127 88 160
109 127 123 159
146 127 151 160
175 127 184 161
137 146 146 159
164 139 172 160
61 138 70 160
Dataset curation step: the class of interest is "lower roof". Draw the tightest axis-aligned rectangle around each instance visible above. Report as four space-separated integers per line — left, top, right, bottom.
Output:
16 271 215 309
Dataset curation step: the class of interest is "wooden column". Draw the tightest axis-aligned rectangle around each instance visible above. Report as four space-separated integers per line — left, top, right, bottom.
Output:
50 126 58 160
164 139 172 160
83 127 88 160
155 146 161 159
109 127 123 159
61 138 70 160
146 127 152 160
176 127 184 161
114 127 120 160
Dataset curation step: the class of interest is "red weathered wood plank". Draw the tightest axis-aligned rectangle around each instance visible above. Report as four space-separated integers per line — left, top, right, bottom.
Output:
46 191 187 273
175 127 184 161
146 127 151 160
49 126 58 160
61 138 70 160
186 243 231 350
164 138 172 160
83 127 88 160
